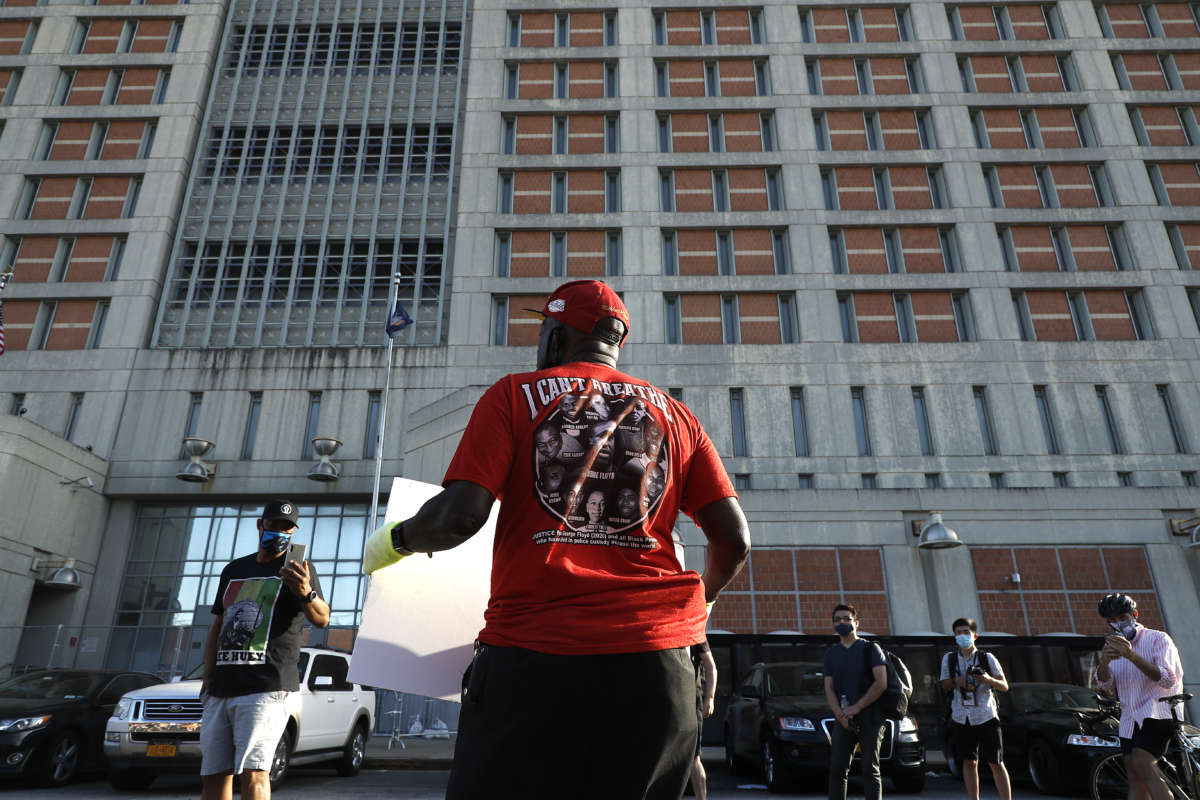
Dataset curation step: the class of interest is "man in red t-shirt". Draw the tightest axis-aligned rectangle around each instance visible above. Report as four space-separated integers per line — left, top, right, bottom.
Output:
364 279 750 799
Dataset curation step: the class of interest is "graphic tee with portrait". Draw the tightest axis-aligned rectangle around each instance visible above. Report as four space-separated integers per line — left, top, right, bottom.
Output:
445 363 736 655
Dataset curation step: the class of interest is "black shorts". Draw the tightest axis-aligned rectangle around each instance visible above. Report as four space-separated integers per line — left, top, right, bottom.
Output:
1121 717 1179 758
446 644 697 800
951 717 1003 765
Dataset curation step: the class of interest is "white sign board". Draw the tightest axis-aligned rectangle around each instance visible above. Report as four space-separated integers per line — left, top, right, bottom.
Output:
347 477 496 701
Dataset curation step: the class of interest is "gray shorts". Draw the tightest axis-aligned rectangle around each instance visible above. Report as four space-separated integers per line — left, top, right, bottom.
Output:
200 691 289 776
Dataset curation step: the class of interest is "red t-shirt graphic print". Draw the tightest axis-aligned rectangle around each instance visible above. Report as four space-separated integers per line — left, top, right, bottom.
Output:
444 363 736 655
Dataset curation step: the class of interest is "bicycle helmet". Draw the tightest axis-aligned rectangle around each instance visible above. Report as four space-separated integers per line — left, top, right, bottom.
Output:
1097 593 1137 618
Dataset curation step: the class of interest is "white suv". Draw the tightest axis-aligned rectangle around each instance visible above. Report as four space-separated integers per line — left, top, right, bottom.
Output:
103 647 374 791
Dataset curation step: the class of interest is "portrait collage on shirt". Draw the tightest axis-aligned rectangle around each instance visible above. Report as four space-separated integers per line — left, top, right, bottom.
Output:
532 389 670 536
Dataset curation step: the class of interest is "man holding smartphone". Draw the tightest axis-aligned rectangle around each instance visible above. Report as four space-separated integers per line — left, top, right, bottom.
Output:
200 500 329 800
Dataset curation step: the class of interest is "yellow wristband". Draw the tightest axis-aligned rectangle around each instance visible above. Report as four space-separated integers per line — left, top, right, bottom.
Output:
362 520 410 574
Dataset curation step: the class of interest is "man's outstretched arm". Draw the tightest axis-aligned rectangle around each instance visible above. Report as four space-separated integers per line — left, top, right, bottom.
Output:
693 497 751 604
363 480 495 572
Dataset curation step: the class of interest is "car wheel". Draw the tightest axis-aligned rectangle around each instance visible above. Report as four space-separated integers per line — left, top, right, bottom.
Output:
1028 738 1064 794
724 727 749 776
762 735 790 793
891 769 927 793
36 729 83 786
109 768 156 791
268 729 291 790
336 721 367 777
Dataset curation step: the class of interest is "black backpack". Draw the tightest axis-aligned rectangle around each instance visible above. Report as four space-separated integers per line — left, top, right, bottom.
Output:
863 643 914 720
943 649 996 717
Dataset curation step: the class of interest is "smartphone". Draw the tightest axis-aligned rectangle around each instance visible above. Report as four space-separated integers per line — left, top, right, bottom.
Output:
286 542 306 566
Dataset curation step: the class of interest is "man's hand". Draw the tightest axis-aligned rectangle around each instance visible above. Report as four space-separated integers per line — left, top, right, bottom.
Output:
363 520 409 574
835 710 852 730
1105 635 1133 660
280 559 313 598
702 696 715 718
955 675 968 689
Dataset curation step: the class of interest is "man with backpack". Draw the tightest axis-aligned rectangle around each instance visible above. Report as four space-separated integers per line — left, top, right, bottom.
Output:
823 603 889 800
939 617 1011 800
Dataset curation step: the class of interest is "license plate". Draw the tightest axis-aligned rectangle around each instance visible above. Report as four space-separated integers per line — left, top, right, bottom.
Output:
146 743 177 758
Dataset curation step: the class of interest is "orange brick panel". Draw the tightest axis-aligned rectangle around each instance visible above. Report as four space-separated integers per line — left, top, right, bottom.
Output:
835 166 877 210
1067 225 1117 271
670 112 709 153
31 177 79 220
49 122 95 161
983 108 1026 148
566 170 605 214
970 56 1012 92
0 69 12 104
1121 53 1169 89
1036 107 1081 148
715 9 752 44
958 5 1000 40
0 21 31 55
719 59 757 97
566 230 605 276
1022 55 1066 91
799 593 848 632
117 68 160 104
738 293 781 344
1105 4 1151 37
666 10 702 45
862 7 901 42
568 61 604 99
680 293 722 344
677 230 718 275
519 12 554 47
1070 593 1110 635
515 115 552 155
733 229 775 275
510 231 549 277
132 19 174 53
854 291 899 342
1009 5 1051 39
1026 291 1077 341
513 171 551 215
870 57 910 95
752 549 797 591
506 294 547 345
101 120 146 160
728 168 767 212
1086 290 1136 340
844 227 887 274
1059 549 1108 591
1013 548 1062 590
972 548 1018 591
899 227 944 273
723 112 763 153
997 164 1042 208
567 113 605 155
68 236 117 281
669 60 705 97
820 58 859 95
889 166 932 210
1138 106 1188 146
1051 164 1098 208
1160 162 1200 205
794 548 840 591
840 548 885 591
517 62 553 99
1157 4 1200 36
68 70 109 106
45 299 97 350
879 110 919 150
844 594 891 635
1012 226 1059 271
979 593 1028 634
1129 594 1164 630
813 9 850 42
709 593 754 633
11 237 58 283
912 292 958 342
755 595 799 633
568 12 603 46
827 110 867 151
1 300 38 350
674 168 715 212
83 19 124 54
1174 53 1200 90
84 176 131 219
1175 223 1200 265
1025 593 1072 635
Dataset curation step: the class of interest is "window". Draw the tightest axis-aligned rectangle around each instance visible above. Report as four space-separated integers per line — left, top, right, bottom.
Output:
705 62 718 97
71 20 90 54
1051 226 1074 271
605 115 619 153
730 388 748 456
712 170 728 212
604 62 618 97
179 392 202 457
86 301 109 349
701 11 716 44
498 172 513 214
1108 225 1134 271
838 294 857 342
761 114 776 152
655 62 668 97
605 171 621 213
995 5 1014 39
847 8 864 41
974 385 999 455
929 167 948 208
813 112 829 151
855 59 872 94
668 387 683 401
153 69 170 103
657 115 671 153
106 237 125 280
709 114 724 153
798 474 814 488
897 7 913 40
830 230 847 274
1117 471 1134 487
1035 166 1055 209
750 9 764 43
940 228 961 273
779 294 799 343
1089 165 1115 206
49 239 73 282
553 116 567 154
363 390 381 459
734 474 751 490
302 392 321 458
1158 384 1188 453
501 117 515 154
1068 292 1093 340
1033 385 1060 454
552 172 566 213
807 60 821 94
30 301 56 350
1095 385 1122 454
1126 290 1152 340
1073 108 1096 147
15 179 38 220
1184 471 1197 487
894 293 916 342
959 58 975 92
508 14 521 47
790 387 809 457
495 232 510 276
874 169 892 209
117 19 137 53
1147 163 1170 206
138 122 157 159
122 178 142 218
1057 54 1078 90
68 177 92 220
606 231 621 276
990 472 1006 489
661 231 677 275
721 295 739 343
755 61 770 95
10 393 25 416
492 297 509 345
851 386 871 456
716 230 733 275
556 14 568 46
665 294 681 343
1007 56 1028 91
241 392 262 459
1020 109 1041 147
1013 291 1034 340
864 112 882 151
884 228 904 273
905 57 924 92
912 387 935 455
799 9 813 42
925 473 941 489
65 393 84 441
1168 224 1192 269
86 122 108 160
551 232 566 277
984 166 1003 208
554 63 568 98
660 171 674 212
1053 471 1069 487
773 230 791 275
916 111 935 149
604 11 617 45
861 473 877 489
505 65 518 98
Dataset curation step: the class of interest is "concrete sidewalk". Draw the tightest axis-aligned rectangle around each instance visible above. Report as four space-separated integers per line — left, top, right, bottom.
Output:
363 735 455 768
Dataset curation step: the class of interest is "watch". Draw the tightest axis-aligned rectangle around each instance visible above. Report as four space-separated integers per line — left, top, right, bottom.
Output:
302 589 317 604
390 521 414 556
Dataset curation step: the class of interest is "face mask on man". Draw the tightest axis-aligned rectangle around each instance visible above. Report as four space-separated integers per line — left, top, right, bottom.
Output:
260 530 292 555
834 622 854 637
1110 619 1140 641
955 633 974 650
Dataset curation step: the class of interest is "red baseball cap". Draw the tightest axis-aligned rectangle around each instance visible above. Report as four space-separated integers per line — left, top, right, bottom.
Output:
525 280 630 346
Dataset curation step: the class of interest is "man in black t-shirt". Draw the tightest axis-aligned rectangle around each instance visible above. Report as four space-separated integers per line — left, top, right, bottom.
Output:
200 500 329 800
823 603 888 800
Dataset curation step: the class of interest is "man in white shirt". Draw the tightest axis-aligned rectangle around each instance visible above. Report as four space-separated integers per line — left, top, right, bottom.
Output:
939 617 1011 800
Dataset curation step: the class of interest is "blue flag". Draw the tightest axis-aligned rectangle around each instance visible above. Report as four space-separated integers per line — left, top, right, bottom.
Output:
385 299 413 338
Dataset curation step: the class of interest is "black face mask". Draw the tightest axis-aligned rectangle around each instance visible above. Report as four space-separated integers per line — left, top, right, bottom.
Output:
260 531 291 555
834 623 854 637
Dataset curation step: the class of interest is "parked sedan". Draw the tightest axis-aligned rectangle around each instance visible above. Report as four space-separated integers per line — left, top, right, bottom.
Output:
724 661 926 794
0 669 160 786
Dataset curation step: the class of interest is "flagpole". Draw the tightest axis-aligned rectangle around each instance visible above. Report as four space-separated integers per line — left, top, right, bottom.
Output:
369 275 402 532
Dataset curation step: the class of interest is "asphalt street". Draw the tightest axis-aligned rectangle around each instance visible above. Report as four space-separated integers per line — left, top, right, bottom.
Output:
0 767 1079 800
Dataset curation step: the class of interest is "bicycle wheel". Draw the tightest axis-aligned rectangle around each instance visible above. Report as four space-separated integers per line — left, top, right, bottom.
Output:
1091 753 1129 800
